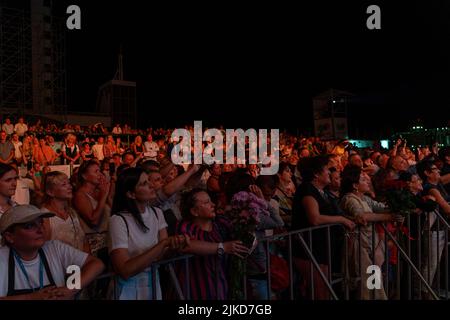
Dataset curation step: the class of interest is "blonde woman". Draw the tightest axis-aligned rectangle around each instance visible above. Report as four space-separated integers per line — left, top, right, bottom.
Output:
103 135 117 158
42 171 87 252
62 134 80 165
132 135 144 158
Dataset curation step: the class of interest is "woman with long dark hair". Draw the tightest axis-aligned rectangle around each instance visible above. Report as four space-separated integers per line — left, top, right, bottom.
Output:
109 167 187 300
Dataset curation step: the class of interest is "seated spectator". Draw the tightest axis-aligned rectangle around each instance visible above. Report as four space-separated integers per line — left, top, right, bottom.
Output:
109 167 187 300
0 205 104 299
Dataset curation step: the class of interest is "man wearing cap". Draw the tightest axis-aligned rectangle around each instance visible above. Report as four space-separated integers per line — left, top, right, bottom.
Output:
0 205 104 299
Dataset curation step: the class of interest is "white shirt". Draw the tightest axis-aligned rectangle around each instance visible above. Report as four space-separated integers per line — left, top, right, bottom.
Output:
112 127 122 135
0 240 88 297
109 206 167 300
144 141 159 159
12 177 34 205
2 123 14 135
92 144 105 161
14 123 28 137
12 141 22 159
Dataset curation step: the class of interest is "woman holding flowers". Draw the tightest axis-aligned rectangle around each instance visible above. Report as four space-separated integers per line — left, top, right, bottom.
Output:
176 188 249 300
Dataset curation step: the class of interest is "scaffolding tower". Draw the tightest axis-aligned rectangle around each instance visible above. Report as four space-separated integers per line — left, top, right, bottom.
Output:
0 6 33 115
0 0 67 121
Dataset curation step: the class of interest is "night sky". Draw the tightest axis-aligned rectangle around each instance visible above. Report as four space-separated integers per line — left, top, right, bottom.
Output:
14 1 450 137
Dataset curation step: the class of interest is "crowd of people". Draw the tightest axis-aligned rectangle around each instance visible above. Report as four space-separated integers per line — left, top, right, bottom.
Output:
0 116 449 300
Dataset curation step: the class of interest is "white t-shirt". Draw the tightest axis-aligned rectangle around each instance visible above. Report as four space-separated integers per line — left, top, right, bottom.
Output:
109 206 167 300
112 127 122 135
2 123 14 135
12 177 34 205
0 240 88 297
14 123 28 137
143 141 159 159
12 141 22 159
92 144 105 161
109 206 167 257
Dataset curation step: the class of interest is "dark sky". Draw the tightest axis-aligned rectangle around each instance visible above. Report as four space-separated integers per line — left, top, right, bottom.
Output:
46 1 450 136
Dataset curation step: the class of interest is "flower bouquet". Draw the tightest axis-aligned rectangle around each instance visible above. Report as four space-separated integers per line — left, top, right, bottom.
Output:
385 181 417 218
385 181 417 245
228 191 269 299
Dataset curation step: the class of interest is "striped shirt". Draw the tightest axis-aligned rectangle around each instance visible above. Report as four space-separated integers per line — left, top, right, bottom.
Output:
176 215 232 300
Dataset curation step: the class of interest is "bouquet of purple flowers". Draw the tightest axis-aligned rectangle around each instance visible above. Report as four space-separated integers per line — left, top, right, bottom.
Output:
228 191 269 299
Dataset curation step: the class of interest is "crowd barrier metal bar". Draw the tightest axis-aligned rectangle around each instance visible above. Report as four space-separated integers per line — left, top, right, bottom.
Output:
380 223 439 300
407 214 411 300
371 222 376 300
266 240 272 300
395 226 401 299
431 210 450 299
308 230 315 300
298 231 338 300
417 215 422 299
288 234 294 300
257 224 343 301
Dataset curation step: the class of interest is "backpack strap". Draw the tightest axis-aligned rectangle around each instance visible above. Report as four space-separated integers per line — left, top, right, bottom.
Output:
116 212 130 237
148 206 159 221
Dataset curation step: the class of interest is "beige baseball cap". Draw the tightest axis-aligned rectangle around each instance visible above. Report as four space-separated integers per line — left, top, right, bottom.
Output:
0 205 55 234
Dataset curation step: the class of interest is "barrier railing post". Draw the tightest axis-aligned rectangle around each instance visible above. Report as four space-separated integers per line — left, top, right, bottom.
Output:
344 229 350 300
327 225 332 300
445 227 448 300
381 224 439 300
297 232 338 300
396 226 401 300
288 234 294 300
309 230 314 300
266 240 271 300
407 214 412 300
437 218 441 298
372 222 376 300
384 222 389 298
358 225 362 298
418 215 422 299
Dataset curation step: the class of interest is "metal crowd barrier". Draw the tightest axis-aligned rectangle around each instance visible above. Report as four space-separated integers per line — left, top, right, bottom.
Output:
81 211 450 300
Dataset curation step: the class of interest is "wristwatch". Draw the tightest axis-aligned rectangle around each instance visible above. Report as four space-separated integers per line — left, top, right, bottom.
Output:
217 242 225 256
